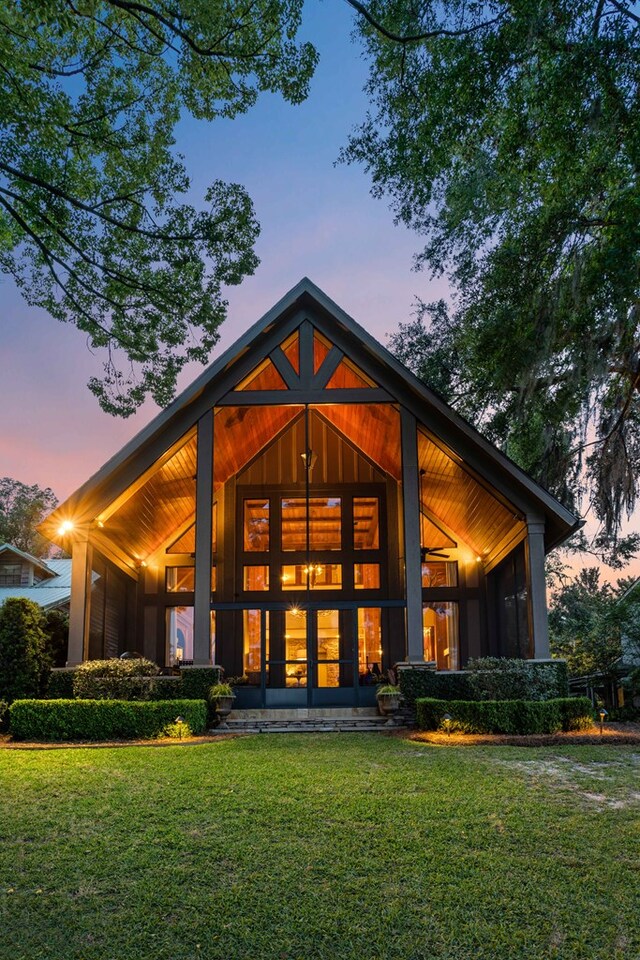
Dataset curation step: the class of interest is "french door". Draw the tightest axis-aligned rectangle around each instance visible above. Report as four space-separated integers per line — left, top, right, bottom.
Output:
237 604 384 707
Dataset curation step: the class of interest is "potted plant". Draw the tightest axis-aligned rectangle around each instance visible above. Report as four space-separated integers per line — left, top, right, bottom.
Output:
376 682 402 723
208 682 235 728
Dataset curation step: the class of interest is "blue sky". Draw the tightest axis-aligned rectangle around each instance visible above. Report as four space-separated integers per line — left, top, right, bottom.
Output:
0 1 448 500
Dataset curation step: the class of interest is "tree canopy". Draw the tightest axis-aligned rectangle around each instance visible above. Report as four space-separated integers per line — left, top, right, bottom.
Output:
1 1 316 415
0 477 58 557
344 0 640 542
548 567 640 681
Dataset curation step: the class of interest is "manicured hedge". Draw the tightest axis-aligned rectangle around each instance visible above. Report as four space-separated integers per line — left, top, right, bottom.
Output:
399 659 569 705
179 666 223 700
398 669 474 704
73 658 160 700
416 696 594 735
46 669 76 699
44 664 221 701
466 658 569 701
8 698 208 741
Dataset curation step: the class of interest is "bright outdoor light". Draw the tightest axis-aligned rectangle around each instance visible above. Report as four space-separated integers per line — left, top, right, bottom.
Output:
58 520 74 535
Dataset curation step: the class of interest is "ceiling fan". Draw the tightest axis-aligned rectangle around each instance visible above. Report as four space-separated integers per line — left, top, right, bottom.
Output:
421 547 451 562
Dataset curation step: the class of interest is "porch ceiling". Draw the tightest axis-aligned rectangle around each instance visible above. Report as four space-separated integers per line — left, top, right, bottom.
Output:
418 429 525 558
94 404 524 568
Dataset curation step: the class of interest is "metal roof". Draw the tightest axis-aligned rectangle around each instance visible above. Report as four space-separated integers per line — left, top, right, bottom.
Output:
0 558 72 610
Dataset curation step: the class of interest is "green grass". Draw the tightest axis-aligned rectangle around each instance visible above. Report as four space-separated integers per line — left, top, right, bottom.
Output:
0 735 638 960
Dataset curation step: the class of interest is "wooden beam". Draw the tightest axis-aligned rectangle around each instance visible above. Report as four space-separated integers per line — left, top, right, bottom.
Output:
482 524 527 575
312 346 343 389
401 408 424 661
67 534 92 665
194 409 214 664
216 388 393 406
299 319 315 387
269 346 301 388
525 519 550 658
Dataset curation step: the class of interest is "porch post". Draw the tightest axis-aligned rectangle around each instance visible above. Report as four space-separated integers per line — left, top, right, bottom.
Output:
525 519 550 659
401 407 424 661
193 408 214 664
67 533 92 666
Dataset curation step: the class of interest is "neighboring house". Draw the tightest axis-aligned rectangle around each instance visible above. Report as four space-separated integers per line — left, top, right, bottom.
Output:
0 543 72 612
42 279 579 709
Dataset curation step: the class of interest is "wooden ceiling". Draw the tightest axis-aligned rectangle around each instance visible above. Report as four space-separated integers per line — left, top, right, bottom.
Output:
97 403 522 565
418 429 524 557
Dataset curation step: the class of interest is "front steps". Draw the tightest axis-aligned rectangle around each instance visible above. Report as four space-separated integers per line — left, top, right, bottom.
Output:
210 706 407 734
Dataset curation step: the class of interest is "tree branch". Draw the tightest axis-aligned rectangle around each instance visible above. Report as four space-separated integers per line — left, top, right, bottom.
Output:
344 0 504 44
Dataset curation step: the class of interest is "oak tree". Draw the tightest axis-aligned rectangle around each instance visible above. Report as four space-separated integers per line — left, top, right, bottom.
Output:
344 0 640 543
0 1 316 415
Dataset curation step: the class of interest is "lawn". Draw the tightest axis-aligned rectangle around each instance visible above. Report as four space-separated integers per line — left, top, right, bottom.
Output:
0 734 638 960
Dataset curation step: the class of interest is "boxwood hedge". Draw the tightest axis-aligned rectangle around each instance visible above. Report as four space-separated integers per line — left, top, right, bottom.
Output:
416 696 594 735
8 698 208 741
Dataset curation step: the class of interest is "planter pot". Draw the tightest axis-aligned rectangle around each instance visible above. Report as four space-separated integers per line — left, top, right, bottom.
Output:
377 692 401 725
214 695 235 729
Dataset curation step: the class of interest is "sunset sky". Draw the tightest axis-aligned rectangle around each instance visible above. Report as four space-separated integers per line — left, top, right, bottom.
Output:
1 2 637 583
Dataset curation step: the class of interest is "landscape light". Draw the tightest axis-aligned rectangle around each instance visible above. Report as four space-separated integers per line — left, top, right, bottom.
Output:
599 707 608 736
175 716 185 740
443 713 452 738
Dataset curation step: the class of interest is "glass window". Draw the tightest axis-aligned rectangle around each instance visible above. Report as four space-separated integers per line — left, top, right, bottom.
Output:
285 608 307 687
421 561 457 588
316 610 340 688
243 566 269 591
244 499 270 551
423 602 459 670
281 330 300 374
166 606 194 666
212 502 217 554
166 567 194 592
354 563 380 589
313 330 331 373
281 497 341 551
281 563 342 590
235 357 287 391
0 563 21 586
354 498 379 550
358 608 383 685
211 567 217 592
243 609 269 683
166 523 195 554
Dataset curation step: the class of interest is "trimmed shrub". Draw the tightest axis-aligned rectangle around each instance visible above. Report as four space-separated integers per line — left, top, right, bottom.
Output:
46 668 76 699
0 700 8 732
9 698 207 741
416 696 593 735
0 597 50 703
153 676 183 699
398 669 474 704
466 658 569 701
179 666 223 701
559 697 595 730
73 658 160 700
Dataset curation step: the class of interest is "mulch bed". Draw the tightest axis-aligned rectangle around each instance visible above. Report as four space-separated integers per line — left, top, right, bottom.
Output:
0 733 233 750
408 723 640 747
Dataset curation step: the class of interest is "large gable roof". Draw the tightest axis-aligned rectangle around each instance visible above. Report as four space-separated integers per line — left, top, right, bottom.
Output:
43 278 579 553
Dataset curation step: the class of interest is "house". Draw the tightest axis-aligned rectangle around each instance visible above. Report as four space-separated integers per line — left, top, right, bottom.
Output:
41 279 579 708
0 543 72 612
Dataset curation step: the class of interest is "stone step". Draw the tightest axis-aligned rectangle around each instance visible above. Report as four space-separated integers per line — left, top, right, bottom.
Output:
210 715 405 734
